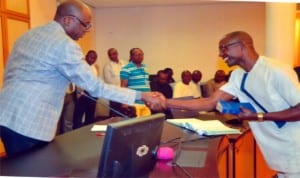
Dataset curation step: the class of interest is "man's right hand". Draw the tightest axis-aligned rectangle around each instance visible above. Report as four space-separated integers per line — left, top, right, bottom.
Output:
141 92 166 111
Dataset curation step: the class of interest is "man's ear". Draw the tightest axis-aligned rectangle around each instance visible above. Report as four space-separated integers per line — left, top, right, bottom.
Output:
62 16 72 29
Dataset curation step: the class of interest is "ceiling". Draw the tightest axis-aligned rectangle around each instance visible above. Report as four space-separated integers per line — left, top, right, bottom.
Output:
81 0 299 9
81 0 224 8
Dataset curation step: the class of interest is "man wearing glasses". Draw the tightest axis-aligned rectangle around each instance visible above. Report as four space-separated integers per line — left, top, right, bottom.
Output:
120 48 152 117
166 31 300 177
0 0 165 157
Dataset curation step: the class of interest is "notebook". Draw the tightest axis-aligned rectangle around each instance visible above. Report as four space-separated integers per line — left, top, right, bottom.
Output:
167 118 241 136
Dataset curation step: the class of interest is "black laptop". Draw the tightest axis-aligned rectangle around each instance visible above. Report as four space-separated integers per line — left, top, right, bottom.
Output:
97 113 165 178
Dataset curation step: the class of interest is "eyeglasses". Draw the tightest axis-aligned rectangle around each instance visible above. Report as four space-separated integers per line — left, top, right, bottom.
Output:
132 53 144 56
68 15 92 30
219 41 241 51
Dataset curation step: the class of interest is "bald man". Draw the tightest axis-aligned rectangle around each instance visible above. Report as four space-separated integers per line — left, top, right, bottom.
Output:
0 0 165 156
167 31 300 177
204 69 227 97
103 48 126 117
173 70 201 98
103 48 126 86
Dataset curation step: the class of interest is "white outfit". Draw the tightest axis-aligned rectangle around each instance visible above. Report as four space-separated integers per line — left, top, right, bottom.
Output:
103 60 126 86
90 64 98 77
173 81 201 98
221 56 300 173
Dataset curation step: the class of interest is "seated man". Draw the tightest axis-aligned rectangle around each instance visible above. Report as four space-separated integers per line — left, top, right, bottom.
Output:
202 69 227 97
173 70 201 99
150 70 173 118
192 70 203 97
150 70 173 99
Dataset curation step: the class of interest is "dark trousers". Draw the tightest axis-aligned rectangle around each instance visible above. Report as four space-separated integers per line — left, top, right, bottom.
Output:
73 95 97 129
109 101 122 117
0 126 48 157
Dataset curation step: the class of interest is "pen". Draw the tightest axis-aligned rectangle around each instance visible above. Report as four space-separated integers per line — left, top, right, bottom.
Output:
96 133 106 136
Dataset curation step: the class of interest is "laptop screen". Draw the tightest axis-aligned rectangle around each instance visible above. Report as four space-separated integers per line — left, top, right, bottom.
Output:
97 113 165 177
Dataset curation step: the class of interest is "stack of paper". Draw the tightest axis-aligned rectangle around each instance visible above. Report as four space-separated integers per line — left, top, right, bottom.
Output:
91 125 107 132
167 118 241 136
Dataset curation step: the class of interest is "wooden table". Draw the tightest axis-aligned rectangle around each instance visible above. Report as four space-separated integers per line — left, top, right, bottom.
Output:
0 116 225 177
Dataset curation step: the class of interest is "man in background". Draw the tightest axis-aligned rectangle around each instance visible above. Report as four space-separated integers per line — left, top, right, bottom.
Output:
203 69 227 97
150 70 173 118
191 69 202 97
150 70 173 99
164 67 175 84
120 48 151 117
73 50 99 129
103 48 126 117
103 48 126 86
173 70 201 99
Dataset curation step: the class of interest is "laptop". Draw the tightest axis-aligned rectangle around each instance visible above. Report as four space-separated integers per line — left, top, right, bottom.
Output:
97 113 165 178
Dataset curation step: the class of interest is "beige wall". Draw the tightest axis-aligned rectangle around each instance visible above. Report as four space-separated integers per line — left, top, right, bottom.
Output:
30 0 96 53
95 2 266 81
30 0 57 28
2 2 297 85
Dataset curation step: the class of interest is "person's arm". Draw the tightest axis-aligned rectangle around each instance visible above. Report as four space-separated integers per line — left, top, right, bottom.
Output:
166 89 234 111
239 103 300 122
141 92 166 110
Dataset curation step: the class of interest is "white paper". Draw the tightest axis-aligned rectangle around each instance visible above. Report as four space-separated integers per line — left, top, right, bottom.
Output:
167 118 241 136
91 125 107 132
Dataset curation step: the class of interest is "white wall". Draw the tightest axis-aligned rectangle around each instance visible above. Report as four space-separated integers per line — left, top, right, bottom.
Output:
94 2 265 82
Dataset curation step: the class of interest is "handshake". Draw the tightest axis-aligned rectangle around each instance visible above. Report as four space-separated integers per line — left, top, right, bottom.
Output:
141 92 167 111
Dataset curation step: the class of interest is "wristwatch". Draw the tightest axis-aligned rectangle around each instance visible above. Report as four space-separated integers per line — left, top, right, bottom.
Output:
257 112 264 122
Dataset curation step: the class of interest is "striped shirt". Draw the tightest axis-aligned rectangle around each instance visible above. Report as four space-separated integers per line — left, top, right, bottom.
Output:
120 61 150 103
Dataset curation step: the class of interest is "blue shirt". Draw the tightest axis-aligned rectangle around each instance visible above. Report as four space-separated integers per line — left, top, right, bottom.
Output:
120 61 150 104
0 21 137 141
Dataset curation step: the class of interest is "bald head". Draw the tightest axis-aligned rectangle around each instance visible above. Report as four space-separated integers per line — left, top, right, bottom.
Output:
55 0 87 20
181 70 192 85
54 0 92 40
214 70 227 83
192 70 202 83
222 31 255 50
107 48 119 62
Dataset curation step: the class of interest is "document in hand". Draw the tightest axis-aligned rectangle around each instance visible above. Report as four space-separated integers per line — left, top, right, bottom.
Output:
166 118 241 136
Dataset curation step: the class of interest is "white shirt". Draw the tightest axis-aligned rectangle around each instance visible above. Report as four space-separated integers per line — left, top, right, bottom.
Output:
103 60 126 86
173 81 201 98
221 56 300 173
90 64 98 77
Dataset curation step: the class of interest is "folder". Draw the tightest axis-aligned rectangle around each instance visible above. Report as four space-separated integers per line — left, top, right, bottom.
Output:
216 100 256 115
